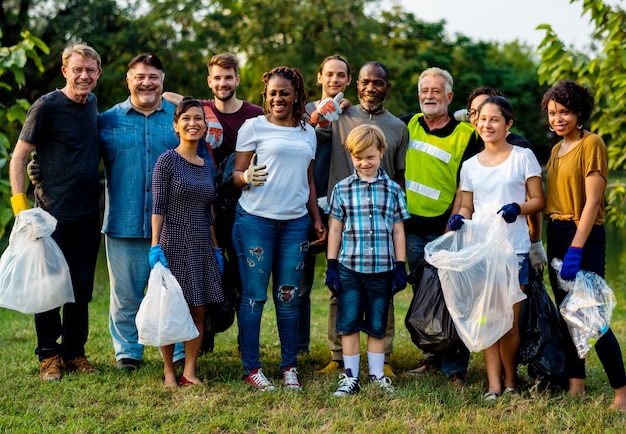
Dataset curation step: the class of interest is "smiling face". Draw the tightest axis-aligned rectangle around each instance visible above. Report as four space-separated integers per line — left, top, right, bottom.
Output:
476 102 512 145
265 75 296 126
318 58 351 99
126 63 164 111
61 53 101 104
356 64 390 112
418 74 452 118
546 100 580 140
468 94 489 129
350 143 384 180
173 105 207 143
208 64 240 102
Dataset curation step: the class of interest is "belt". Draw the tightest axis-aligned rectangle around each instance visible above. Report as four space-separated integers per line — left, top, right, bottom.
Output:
549 214 574 222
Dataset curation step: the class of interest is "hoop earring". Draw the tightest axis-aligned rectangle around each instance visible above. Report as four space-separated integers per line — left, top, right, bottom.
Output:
548 127 555 132
577 123 584 129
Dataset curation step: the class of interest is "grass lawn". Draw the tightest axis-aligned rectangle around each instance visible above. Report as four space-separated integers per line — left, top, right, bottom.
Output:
1 245 625 433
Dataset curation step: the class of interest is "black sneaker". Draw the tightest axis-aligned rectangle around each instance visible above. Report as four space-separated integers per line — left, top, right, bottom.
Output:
333 369 361 397
116 358 141 372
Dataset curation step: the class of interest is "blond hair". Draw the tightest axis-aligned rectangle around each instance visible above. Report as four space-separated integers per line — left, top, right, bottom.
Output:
344 124 386 155
62 42 101 68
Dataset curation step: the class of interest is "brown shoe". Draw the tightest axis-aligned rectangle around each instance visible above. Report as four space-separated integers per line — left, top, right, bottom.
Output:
449 372 465 388
40 354 64 381
65 356 100 374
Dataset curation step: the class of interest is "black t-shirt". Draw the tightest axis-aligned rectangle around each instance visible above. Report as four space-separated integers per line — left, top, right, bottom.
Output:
19 90 100 222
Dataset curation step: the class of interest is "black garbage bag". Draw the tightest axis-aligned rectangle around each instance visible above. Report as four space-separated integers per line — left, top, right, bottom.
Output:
405 259 463 354
519 269 567 389
204 253 241 334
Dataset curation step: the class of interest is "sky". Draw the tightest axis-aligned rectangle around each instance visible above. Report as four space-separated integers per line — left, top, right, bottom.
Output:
394 0 622 50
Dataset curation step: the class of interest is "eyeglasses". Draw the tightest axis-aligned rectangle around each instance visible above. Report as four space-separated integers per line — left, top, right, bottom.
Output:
70 67 99 76
469 109 478 119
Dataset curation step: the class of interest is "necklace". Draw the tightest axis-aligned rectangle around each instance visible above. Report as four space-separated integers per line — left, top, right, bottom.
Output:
358 104 384 120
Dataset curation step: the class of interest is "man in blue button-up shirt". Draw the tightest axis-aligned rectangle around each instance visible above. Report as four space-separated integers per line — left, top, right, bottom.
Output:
99 54 216 371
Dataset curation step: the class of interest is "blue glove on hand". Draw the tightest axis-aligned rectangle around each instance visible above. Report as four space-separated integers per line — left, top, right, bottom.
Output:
560 246 583 281
497 203 521 223
392 261 407 295
149 244 169 269
325 259 341 296
215 247 225 274
447 214 465 231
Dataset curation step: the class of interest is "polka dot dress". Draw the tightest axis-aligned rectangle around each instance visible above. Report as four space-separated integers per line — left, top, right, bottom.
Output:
152 149 224 306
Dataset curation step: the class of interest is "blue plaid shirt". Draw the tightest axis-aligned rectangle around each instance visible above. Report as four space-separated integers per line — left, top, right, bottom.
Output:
327 169 409 274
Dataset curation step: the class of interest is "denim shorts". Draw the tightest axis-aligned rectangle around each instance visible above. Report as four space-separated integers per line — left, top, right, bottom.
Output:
335 263 392 339
517 253 529 286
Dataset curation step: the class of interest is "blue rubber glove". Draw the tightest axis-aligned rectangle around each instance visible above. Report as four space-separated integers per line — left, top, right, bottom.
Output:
560 246 583 281
325 259 341 296
149 244 169 269
447 214 465 231
215 247 225 274
392 261 407 295
497 203 521 223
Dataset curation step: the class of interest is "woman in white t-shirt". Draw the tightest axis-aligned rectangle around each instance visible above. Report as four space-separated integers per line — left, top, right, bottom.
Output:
232 66 327 392
447 96 544 402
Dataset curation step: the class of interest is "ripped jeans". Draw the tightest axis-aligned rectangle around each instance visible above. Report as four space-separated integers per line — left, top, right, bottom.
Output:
232 205 308 374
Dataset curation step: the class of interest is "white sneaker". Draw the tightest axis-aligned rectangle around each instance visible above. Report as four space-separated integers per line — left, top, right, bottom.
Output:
244 368 275 392
333 370 361 397
282 367 302 390
370 375 395 393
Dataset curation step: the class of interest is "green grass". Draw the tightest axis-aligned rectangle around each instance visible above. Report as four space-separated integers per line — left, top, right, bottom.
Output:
1 247 625 433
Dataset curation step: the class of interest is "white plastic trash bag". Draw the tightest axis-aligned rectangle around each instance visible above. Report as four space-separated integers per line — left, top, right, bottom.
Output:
0 208 74 314
136 262 199 346
424 210 526 352
552 258 616 359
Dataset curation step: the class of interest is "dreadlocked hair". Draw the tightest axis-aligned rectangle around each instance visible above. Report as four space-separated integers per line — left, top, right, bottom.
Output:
262 66 308 130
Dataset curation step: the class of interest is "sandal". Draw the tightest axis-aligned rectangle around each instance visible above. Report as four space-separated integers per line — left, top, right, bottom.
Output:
482 391 499 402
503 387 519 396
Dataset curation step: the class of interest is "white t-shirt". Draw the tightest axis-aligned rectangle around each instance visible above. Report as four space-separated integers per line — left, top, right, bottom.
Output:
236 116 316 220
460 146 542 253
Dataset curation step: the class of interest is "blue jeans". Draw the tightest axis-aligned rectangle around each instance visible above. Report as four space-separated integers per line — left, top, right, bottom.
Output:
336 264 392 339
106 236 184 363
232 206 308 374
406 232 470 377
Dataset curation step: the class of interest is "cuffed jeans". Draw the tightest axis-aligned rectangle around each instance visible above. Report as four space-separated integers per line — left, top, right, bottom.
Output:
106 236 184 363
406 232 470 377
233 206 308 374
35 218 100 361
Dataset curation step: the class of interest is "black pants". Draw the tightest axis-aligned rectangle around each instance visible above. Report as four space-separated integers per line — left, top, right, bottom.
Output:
35 217 100 361
547 220 626 389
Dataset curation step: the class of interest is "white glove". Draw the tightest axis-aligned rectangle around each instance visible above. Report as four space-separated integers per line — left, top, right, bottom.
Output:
454 109 470 122
243 153 267 187
529 241 548 274
311 92 343 127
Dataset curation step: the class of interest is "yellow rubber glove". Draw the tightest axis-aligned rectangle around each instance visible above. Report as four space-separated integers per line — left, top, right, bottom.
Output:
10 193 30 216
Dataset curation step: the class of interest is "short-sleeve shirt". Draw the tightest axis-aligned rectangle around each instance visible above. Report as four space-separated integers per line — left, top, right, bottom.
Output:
19 89 100 223
327 168 410 273
236 116 316 220
545 133 608 224
460 146 542 253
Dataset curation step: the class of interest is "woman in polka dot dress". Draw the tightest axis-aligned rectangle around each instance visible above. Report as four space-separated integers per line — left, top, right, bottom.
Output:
151 97 224 388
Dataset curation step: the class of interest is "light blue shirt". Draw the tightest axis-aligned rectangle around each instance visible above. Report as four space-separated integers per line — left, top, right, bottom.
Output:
99 98 179 238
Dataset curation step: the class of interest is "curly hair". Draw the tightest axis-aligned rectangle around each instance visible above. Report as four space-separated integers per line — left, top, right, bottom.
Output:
541 80 594 126
262 66 308 129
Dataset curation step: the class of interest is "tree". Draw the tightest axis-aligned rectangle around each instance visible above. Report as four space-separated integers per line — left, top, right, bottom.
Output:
537 0 626 226
0 29 48 238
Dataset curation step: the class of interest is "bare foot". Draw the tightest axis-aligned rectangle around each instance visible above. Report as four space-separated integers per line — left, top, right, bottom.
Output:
609 385 626 411
568 378 585 397
163 373 178 389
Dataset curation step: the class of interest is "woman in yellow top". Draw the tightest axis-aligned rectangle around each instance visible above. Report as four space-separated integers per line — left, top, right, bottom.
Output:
543 80 626 411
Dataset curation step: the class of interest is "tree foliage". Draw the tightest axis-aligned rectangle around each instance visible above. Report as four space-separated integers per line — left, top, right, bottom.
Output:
537 0 626 226
0 28 48 237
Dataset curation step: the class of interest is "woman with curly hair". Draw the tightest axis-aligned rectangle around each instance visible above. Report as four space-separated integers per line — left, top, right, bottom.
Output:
232 66 327 391
543 80 626 411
